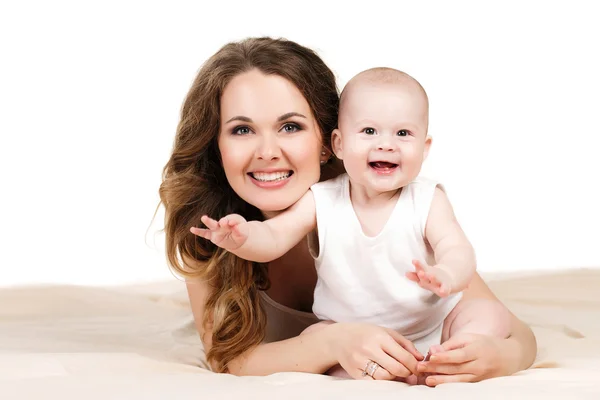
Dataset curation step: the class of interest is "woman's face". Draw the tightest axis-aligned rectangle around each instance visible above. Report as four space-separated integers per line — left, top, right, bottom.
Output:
218 69 325 215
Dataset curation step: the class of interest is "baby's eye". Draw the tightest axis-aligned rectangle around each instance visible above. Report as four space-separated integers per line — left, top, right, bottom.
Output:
232 126 251 135
397 129 410 137
362 127 376 135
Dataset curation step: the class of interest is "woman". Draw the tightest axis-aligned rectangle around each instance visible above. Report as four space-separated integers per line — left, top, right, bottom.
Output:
158 37 537 386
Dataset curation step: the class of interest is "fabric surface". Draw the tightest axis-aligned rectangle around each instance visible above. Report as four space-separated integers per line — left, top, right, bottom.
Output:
1 269 599 399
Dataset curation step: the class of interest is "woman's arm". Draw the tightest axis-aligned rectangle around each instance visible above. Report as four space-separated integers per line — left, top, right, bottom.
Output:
186 280 423 378
186 279 336 375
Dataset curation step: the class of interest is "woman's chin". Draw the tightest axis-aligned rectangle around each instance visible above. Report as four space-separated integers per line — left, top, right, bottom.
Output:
238 182 315 218
237 191 301 217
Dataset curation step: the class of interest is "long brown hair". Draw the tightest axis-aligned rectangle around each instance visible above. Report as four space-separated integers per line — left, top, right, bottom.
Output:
158 37 339 372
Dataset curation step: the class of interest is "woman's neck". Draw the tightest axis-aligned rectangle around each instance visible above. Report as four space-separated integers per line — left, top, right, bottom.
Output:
261 210 282 220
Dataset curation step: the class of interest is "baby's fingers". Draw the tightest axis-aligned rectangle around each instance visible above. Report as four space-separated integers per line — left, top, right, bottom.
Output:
417 270 432 286
218 217 231 228
190 227 212 240
200 215 220 231
225 213 247 226
437 284 450 297
231 223 250 241
405 272 419 282
412 259 429 271
424 270 438 282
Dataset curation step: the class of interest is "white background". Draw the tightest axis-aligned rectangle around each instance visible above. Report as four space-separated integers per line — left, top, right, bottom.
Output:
1 1 598 287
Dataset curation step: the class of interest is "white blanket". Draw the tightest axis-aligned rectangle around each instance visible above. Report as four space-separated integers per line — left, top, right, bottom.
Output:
2 269 599 399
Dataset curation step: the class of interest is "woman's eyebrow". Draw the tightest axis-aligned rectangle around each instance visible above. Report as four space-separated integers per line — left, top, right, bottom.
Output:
277 112 307 121
225 112 307 124
225 115 252 124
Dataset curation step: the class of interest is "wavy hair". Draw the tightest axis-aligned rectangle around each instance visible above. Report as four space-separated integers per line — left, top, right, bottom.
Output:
158 37 339 372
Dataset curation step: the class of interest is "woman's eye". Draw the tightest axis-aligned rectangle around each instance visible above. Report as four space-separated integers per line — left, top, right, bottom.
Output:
233 126 251 135
397 129 409 137
282 123 300 133
363 127 376 135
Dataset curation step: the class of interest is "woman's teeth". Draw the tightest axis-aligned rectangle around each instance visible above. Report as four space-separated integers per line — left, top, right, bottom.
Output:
251 171 292 182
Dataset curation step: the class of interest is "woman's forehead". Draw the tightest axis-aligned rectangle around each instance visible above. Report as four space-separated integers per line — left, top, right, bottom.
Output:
220 70 312 121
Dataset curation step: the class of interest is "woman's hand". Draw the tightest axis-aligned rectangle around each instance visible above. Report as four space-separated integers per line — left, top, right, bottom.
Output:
416 332 521 386
325 323 425 380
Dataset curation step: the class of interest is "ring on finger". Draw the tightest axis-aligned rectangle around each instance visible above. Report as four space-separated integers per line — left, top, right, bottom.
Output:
361 360 380 379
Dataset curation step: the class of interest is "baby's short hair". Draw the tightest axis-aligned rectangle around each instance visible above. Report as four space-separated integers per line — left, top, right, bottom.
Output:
339 67 429 128
356 67 414 84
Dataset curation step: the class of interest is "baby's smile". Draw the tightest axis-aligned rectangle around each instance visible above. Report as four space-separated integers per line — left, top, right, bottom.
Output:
369 161 399 174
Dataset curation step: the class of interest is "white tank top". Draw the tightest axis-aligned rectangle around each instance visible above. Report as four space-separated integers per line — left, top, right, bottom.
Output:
307 173 462 341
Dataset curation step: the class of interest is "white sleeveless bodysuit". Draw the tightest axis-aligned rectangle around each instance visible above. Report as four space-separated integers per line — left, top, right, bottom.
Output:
300 173 462 354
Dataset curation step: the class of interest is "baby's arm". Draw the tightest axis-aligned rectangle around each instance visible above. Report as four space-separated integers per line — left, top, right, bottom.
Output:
191 190 317 263
406 187 476 296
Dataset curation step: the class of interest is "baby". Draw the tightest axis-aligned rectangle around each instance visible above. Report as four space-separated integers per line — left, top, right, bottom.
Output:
192 67 509 376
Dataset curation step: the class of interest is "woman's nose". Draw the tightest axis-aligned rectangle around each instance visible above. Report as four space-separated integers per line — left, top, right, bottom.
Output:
256 134 281 160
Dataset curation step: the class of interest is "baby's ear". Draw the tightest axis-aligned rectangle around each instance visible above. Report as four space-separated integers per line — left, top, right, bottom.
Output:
423 135 432 160
331 128 344 160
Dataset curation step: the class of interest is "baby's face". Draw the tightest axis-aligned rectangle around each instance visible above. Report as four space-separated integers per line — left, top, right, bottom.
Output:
333 80 430 195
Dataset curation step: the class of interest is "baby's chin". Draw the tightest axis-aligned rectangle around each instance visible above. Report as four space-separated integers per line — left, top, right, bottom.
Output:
366 181 407 193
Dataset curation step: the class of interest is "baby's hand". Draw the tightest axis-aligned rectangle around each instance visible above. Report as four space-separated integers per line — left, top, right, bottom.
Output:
406 260 453 297
190 214 249 251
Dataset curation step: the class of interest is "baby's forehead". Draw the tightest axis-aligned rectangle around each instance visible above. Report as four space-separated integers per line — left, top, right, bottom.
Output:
340 68 427 109
348 79 414 96
338 69 429 128
340 78 426 114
